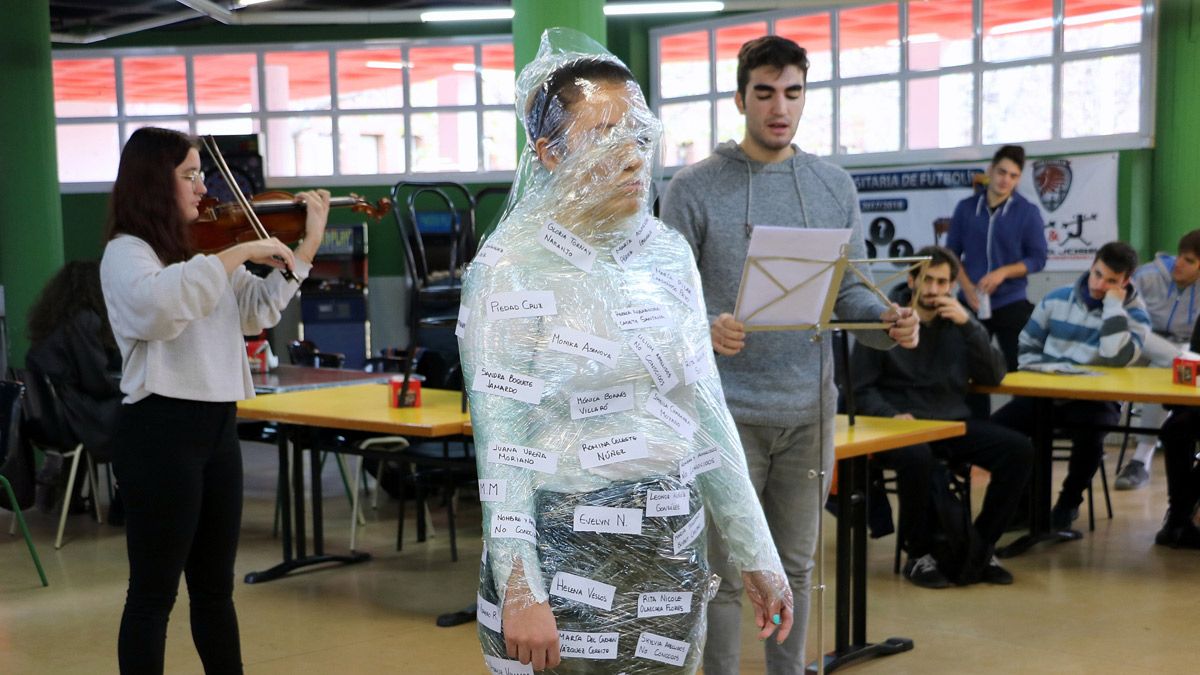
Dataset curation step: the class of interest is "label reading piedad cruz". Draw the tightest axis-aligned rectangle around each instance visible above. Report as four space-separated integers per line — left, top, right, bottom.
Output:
485 290 557 321
539 220 597 272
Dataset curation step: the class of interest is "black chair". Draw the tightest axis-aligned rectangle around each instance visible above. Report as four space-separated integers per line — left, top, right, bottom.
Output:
0 380 48 586
393 436 476 562
287 339 346 369
1051 441 1112 532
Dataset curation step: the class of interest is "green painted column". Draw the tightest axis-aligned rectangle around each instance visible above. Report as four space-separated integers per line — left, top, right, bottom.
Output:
0 1 63 365
1151 0 1200 253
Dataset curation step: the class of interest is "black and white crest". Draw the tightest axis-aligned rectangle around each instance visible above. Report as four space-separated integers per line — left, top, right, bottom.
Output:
1034 159 1073 212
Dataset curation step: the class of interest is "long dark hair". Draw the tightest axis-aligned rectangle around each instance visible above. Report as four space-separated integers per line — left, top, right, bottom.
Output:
104 127 198 265
27 260 116 352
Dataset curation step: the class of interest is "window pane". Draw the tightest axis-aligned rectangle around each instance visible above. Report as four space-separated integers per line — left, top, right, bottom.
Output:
984 0 1053 62
122 56 187 116
195 54 258 114
337 48 404 110
716 22 767 92
125 120 190 140
410 46 477 107
266 116 332 177
53 58 116 117
982 64 1052 143
908 0 974 70
839 3 899 78
483 110 517 171
411 111 478 172
339 114 404 175
263 51 331 112
661 101 711 167
659 31 710 98
482 43 515 105
775 14 832 82
57 123 118 182
196 118 260 136
1064 0 1143 51
1062 54 1140 137
908 74 973 149
839 82 899 154
795 87 832 156
716 97 744 146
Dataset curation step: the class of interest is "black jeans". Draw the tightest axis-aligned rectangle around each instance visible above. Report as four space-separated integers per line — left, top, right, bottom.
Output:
877 419 1032 557
113 395 244 675
1159 408 1200 526
983 299 1035 373
992 396 1120 511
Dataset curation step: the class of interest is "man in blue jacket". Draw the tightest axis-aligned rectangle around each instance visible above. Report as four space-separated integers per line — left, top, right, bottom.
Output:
947 145 1049 371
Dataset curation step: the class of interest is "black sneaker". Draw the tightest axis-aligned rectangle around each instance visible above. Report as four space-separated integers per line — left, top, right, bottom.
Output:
1050 504 1079 530
1155 522 1200 549
903 554 951 589
981 555 1014 585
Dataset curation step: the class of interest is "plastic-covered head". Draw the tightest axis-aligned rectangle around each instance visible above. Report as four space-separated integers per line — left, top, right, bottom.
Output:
507 28 662 235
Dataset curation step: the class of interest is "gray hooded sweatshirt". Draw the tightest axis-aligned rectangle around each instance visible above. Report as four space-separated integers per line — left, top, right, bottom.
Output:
661 141 894 428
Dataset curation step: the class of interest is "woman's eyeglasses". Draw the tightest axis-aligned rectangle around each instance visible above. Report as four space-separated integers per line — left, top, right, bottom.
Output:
180 170 205 185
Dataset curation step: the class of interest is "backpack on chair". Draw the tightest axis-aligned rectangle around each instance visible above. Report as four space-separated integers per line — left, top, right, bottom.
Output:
928 463 989 585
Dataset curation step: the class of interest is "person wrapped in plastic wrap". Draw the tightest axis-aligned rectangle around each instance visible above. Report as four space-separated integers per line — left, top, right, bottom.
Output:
459 29 793 674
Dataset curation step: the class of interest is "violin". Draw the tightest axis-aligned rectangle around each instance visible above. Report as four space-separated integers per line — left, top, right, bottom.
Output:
190 191 392 254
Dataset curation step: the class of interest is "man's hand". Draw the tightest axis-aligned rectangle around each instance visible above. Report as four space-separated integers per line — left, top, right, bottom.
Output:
711 313 747 356
932 296 971 326
502 596 559 671
1106 286 1128 303
881 304 919 349
742 571 794 644
976 269 1008 295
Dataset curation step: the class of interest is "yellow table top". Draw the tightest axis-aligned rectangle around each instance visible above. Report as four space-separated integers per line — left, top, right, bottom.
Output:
973 366 1200 406
833 415 965 459
237 384 470 438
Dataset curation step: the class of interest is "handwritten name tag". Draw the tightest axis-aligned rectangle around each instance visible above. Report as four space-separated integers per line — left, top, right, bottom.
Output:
473 366 545 405
548 327 620 368
573 505 643 535
683 345 711 385
673 507 705 554
484 656 534 675
637 591 693 618
478 479 507 502
550 571 616 611
473 241 505 267
645 489 690 517
613 217 658 269
558 631 619 660
486 291 557 321
491 511 537 544
539 220 597 272
579 433 649 469
680 447 723 485
635 632 690 667
477 593 502 633
455 304 470 339
653 268 698 310
570 384 634 420
645 390 696 440
611 304 670 330
488 443 558 474
630 334 680 393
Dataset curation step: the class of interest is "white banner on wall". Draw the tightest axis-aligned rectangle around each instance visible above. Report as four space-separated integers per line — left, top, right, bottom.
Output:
850 152 1119 272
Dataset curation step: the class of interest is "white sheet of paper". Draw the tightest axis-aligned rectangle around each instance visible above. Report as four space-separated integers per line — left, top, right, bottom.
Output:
573 505 643 535
558 631 620 660
477 593 502 633
735 226 853 328
635 632 690 666
550 571 616 610
484 655 534 675
477 479 506 502
637 591 693 617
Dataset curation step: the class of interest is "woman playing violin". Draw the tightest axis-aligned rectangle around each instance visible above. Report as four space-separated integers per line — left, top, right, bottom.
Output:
99 127 329 674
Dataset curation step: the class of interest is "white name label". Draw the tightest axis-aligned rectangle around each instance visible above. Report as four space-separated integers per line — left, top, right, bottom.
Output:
558 631 619 660
579 433 649 469
473 241 505 267
635 631 691 667
490 511 537 544
611 304 670 330
613 217 658 269
570 384 634 420
653 268 698 310
473 366 545 405
477 479 507 502
645 390 696 440
673 506 705 554
573 505 644 535
550 571 616 611
477 593 502 633
637 591 693 618
539 220 597 272
630 334 680 393
488 443 559 475
547 327 621 368
484 656 534 675
455 304 470 339
683 345 711 385
486 291 557 321
645 489 690 517
680 447 723 485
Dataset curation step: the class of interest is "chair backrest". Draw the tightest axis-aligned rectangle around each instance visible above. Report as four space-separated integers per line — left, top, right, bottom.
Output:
0 381 24 466
391 181 477 289
288 340 345 369
16 368 78 453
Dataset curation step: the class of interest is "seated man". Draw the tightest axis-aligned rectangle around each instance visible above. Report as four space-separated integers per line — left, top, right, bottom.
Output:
853 246 1032 587
1149 315 1200 549
993 241 1151 532
1117 229 1200 490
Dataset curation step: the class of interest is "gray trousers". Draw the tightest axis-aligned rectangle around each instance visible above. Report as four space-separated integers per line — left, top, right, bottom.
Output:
703 401 835 675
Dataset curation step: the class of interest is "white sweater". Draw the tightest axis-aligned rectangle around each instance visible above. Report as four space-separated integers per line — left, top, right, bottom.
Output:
100 235 310 404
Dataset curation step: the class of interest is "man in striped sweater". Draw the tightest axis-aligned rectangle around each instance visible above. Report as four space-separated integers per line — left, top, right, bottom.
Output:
993 241 1151 532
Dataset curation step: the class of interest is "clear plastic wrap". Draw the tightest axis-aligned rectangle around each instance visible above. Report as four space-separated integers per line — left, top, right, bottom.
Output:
460 28 790 674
